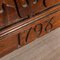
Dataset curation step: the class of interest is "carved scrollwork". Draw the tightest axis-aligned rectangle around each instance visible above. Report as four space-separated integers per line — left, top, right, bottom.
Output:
13 0 22 18
43 0 47 7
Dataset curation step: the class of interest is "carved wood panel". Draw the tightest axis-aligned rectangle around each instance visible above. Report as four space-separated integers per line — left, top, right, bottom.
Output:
0 0 60 29
0 0 60 58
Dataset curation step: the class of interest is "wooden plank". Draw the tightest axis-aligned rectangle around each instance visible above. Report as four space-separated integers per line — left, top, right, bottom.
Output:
0 35 18 58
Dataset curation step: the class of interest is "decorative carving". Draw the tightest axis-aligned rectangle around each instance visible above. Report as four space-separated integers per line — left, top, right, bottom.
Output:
43 0 47 7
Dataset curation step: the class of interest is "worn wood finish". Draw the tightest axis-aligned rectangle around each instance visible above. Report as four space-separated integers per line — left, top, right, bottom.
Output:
0 0 60 58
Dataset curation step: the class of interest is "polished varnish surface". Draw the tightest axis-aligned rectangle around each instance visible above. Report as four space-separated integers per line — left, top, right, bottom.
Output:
0 0 60 58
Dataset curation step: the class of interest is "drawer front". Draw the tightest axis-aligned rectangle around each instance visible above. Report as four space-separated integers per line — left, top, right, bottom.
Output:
0 35 18 57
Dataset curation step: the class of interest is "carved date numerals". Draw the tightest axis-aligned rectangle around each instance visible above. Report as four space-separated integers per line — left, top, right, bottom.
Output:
18 17 54 46
34 24 42 37
45 17 53 32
